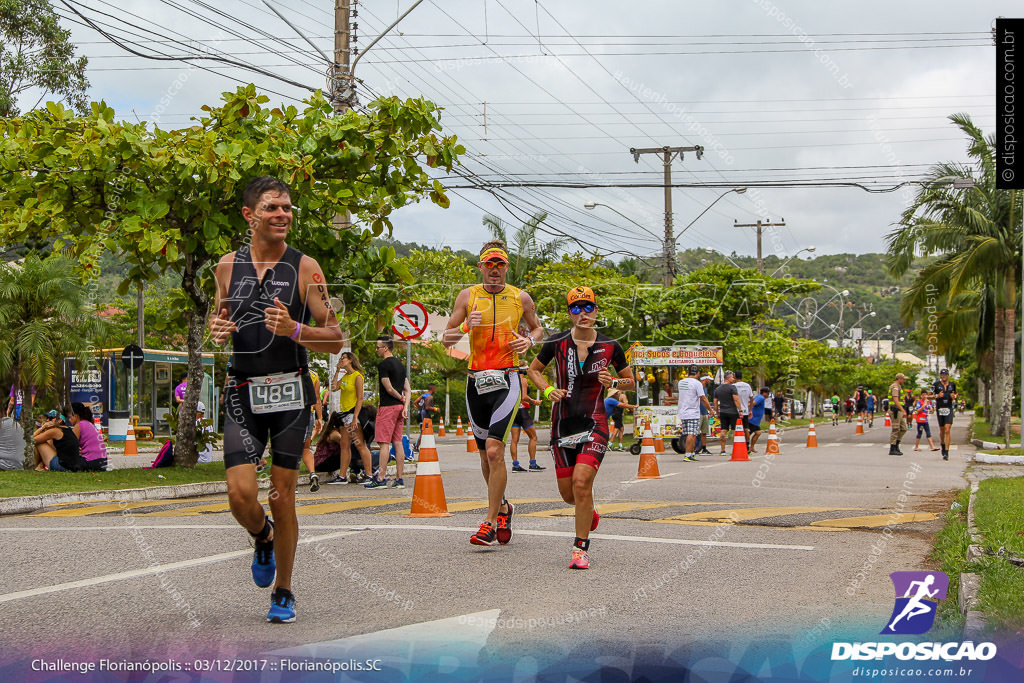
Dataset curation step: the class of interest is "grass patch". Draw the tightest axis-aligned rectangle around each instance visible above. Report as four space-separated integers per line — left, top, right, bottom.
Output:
972 476 1024 633
978 448 1024 456
971 417 1022 444
930 488 970 631
0 463 228 498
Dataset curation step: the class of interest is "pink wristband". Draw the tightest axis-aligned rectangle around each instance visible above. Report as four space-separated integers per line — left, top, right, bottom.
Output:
289 322 301 340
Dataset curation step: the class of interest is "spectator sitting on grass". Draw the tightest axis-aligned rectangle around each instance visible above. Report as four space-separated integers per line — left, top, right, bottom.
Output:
33 409 85 472
70 402 107 471
0 415 26 470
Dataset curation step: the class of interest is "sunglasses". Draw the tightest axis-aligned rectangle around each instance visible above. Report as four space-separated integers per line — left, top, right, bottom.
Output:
480 260 507 269
568 302 596 315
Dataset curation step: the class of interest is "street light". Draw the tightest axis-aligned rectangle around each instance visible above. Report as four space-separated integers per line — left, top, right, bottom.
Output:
587 186 748 287
583 201 664 244
865 323 892 360
770 245 816 277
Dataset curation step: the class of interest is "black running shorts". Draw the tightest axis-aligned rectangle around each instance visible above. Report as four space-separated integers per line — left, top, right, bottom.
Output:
465 370 522 450
936 410 954 427
512 406 534 430
552 427 608 479
719 413 739 431
223 374 315 470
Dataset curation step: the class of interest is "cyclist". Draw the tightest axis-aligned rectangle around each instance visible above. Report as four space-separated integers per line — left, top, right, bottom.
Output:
444 241 543 547
527 286 634 570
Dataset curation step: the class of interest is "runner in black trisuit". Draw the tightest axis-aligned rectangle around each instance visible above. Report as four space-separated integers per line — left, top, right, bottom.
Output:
932 369 958 460
527 287 634 569
209 176 344 623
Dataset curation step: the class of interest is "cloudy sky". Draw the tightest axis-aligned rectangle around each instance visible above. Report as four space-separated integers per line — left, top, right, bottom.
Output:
42 0 1012 262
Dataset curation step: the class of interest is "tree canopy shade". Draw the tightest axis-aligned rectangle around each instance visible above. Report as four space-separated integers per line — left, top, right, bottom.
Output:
0 85 464 462
0 0 88 117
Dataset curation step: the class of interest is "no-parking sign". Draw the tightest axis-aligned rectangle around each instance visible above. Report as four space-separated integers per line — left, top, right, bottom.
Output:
392 301 429 340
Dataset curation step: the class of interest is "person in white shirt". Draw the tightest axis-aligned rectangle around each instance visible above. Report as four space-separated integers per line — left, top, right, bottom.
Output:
733 370 753 438
676 365 714 461
195 402 214 464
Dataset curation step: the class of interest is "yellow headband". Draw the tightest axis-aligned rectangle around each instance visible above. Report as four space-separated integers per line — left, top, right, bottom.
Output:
480 247 509 263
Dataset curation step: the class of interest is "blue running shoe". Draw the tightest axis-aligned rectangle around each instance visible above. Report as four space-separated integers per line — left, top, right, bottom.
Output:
364 476 387 489
267 587 296 623
251 538 275 588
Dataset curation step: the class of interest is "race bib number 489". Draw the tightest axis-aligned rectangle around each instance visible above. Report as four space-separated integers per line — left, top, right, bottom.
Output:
248 372 305 414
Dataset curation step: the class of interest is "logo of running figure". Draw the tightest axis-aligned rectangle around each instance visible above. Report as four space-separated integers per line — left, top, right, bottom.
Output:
881 571 949 635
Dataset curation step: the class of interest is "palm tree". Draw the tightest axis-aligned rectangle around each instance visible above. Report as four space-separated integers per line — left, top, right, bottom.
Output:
0 253 104 467
482 211 568 284
417 340 468 425
887 113 1022 440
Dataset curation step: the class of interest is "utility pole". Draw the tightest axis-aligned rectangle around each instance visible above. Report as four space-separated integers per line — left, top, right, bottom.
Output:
630 145 704 287
733 218 786 273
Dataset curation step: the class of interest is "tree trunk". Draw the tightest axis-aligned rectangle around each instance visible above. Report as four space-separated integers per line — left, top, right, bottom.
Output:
994 304 1016 444
992 308 1006 436
174 256 211 466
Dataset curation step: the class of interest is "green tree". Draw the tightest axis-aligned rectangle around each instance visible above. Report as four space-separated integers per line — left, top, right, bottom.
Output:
398 247 476 317
416 340 468 424
887 114 1022 440
0 86 463 463
0 253 104 467
0 0 89 117
482 211 568 284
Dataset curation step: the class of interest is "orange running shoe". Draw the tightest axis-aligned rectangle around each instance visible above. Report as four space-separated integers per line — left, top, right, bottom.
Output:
470 521 497 546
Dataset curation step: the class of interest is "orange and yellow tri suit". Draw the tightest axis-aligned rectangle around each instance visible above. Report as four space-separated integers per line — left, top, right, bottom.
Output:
466 283 524 371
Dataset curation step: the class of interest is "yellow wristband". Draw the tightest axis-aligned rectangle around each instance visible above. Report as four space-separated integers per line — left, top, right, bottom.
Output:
543 386 554 400
459 321 469 334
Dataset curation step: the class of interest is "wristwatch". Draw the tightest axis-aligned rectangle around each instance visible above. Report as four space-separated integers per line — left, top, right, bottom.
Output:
611 379 619 389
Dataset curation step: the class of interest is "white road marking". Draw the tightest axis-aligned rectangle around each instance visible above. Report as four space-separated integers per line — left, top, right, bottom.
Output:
0 522 813 604
266 609 500 662
0 529 363 604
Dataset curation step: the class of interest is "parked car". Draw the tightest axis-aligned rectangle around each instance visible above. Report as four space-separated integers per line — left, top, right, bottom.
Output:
784 399 805 418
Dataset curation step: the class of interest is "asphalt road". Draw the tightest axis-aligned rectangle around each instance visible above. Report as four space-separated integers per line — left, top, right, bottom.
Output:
0 419 972 679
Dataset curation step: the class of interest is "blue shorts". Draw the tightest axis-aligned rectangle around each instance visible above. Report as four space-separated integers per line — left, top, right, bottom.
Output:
48 456 69 472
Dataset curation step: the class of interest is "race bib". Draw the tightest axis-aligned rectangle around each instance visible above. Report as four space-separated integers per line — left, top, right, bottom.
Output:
938 407 951 416
558 430 593 447
248 372 305 414
474 369 509 395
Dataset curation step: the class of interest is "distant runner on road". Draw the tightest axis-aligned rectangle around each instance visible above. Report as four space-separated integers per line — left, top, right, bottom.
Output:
527 286 634 570
932 369 957 461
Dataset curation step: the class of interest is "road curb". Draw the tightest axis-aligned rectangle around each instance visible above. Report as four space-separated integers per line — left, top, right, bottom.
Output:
0 462 418 516
959 480 986 638
971 450 1024 465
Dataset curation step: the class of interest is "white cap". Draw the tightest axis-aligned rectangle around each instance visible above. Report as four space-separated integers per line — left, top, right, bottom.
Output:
197 401 207 413
700 375 713 381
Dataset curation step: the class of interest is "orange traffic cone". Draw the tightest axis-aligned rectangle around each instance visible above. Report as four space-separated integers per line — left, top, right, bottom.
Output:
730 424 750 461
123 424 138 456
456 416 465 437
884 413 891 427
438 418 446 438
637 421 661 479
94 412 104 441
467 429 479 453
408 419 451 517
652 418 665 453
806 420 819 448
765 420 780 455
855 415 865 434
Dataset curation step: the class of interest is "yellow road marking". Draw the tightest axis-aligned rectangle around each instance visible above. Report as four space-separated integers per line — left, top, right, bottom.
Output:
30 502 165 517
653 506 862 524
522 502 682 519
378 498 562 515
295 498 409 515
810 512 938 528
